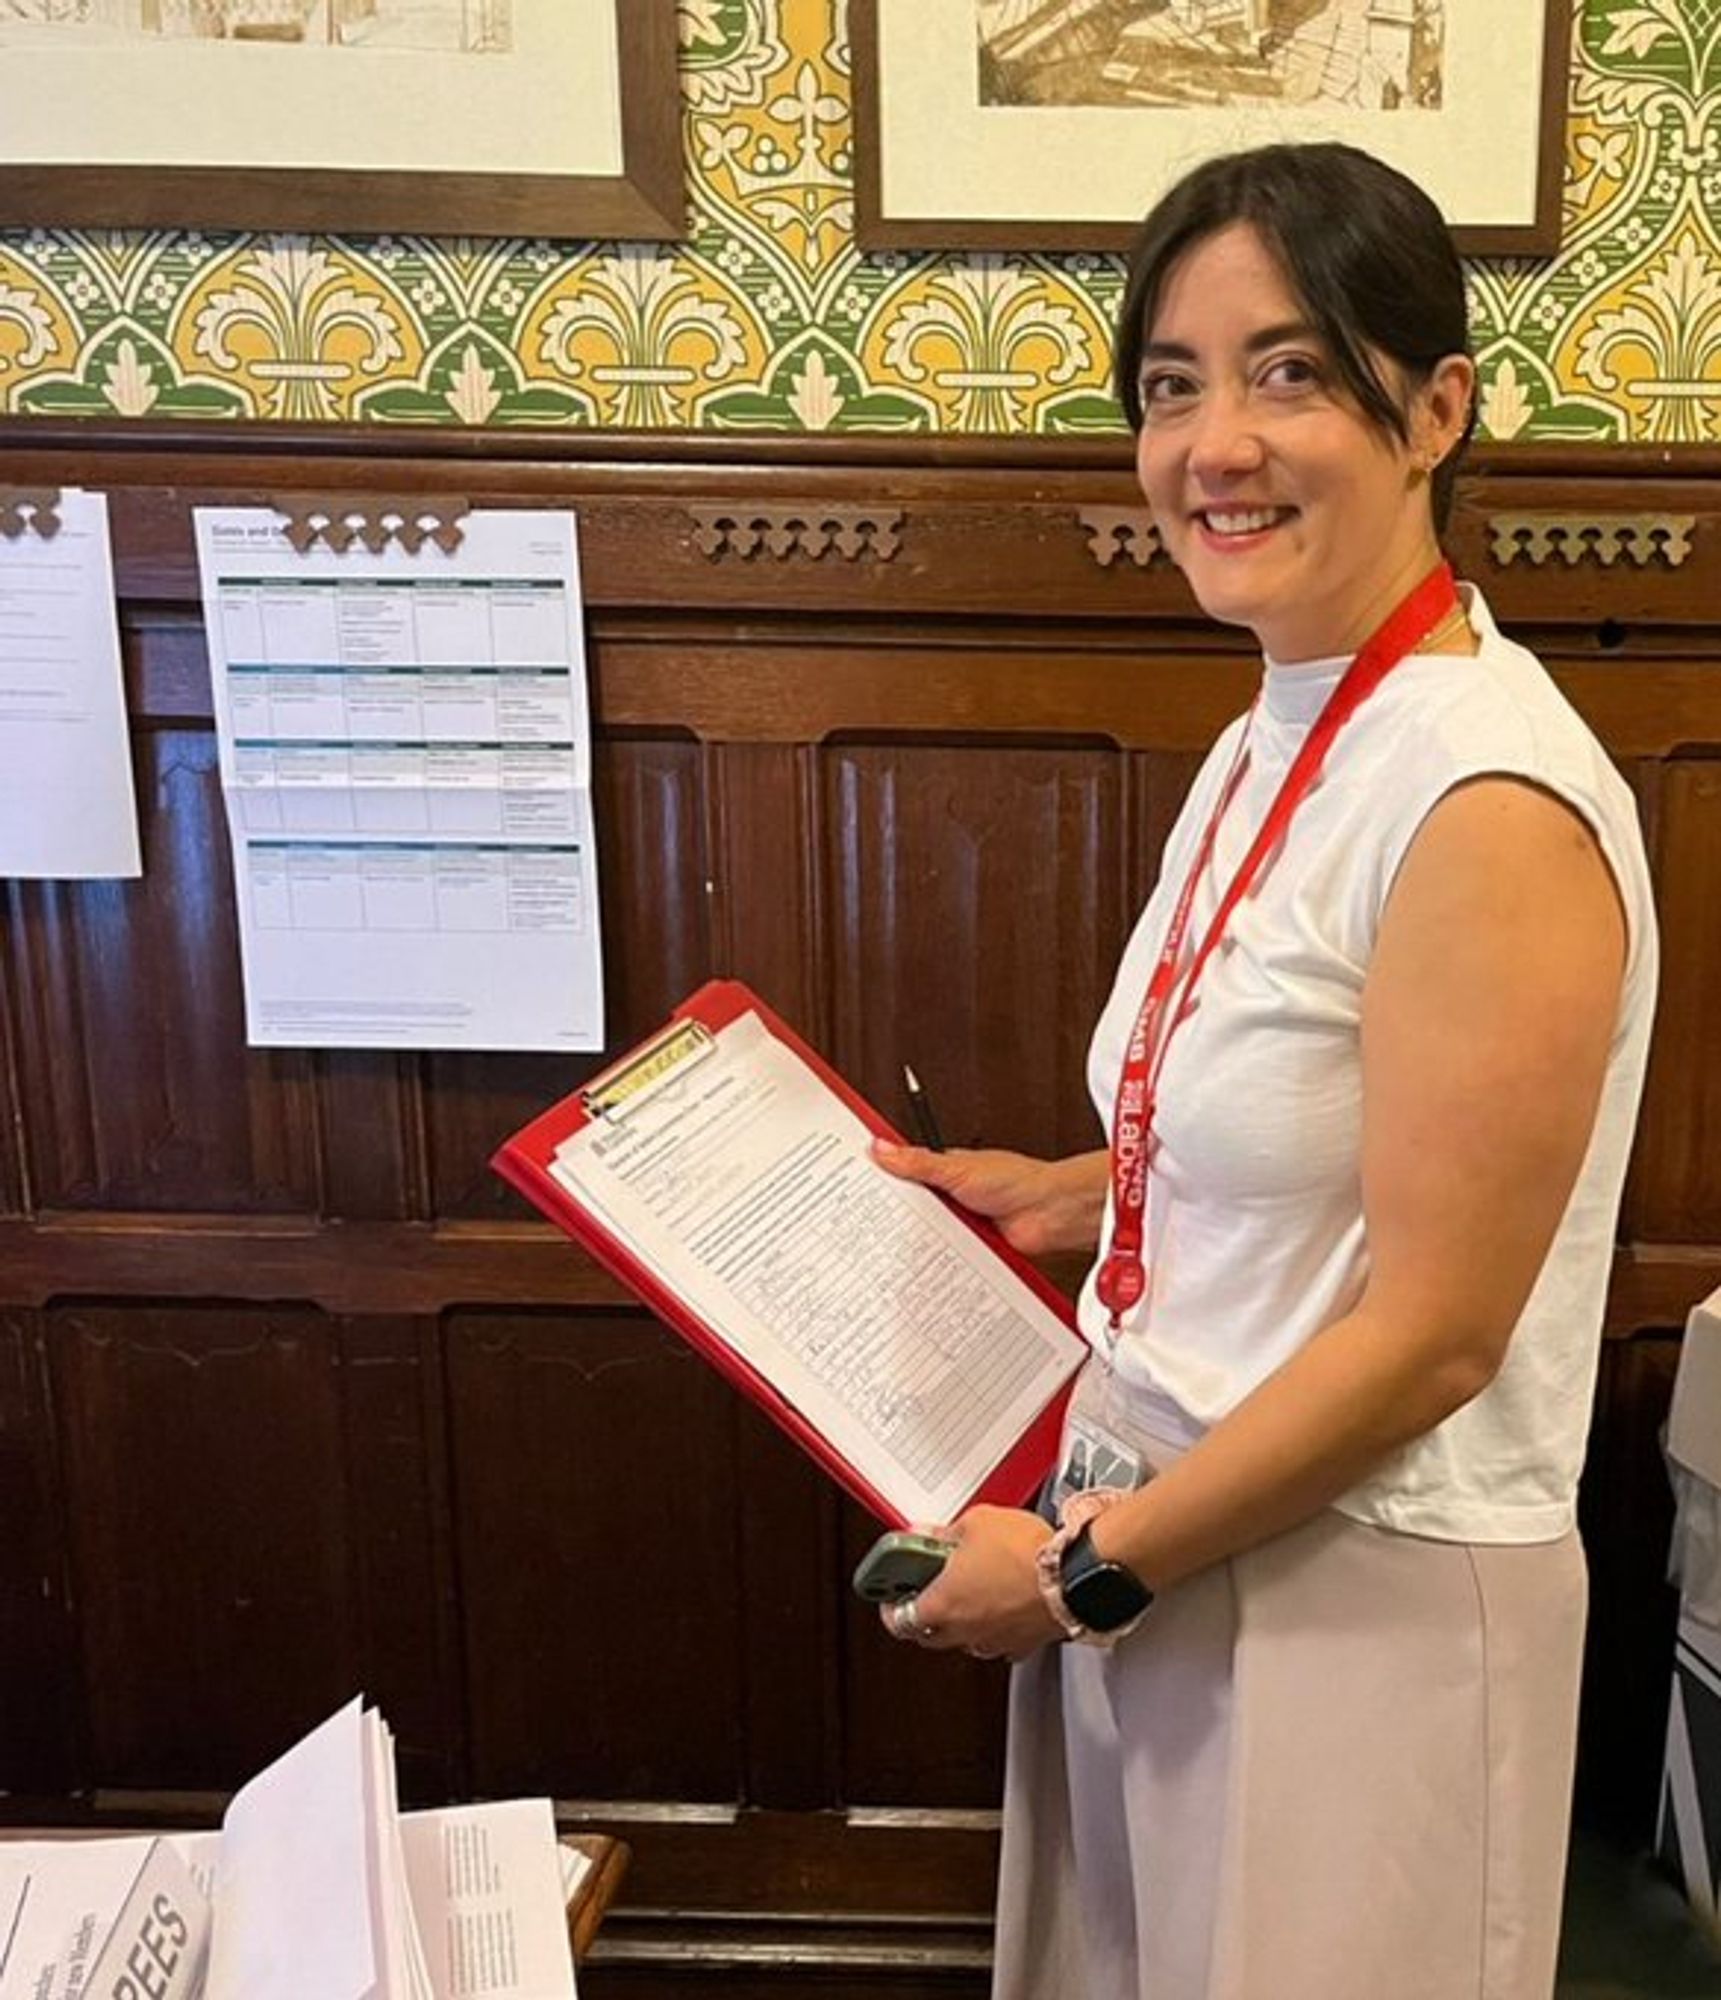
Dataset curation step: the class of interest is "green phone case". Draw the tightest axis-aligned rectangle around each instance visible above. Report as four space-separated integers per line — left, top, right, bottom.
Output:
852 1531 953 1602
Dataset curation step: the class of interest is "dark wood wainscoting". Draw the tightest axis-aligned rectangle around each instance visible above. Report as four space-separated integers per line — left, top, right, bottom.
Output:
0 424 1716 1988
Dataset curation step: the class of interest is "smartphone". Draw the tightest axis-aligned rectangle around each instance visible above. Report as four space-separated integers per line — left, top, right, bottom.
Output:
852 1529 955 1603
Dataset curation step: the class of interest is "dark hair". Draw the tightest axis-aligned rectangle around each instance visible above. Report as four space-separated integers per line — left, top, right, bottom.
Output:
1113 143 1475 531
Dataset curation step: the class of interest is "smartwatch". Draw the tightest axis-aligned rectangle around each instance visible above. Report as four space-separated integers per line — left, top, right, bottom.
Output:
1058 1523 1154 1635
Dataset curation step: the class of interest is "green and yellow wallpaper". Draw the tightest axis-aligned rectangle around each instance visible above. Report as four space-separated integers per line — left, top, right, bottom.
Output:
1 0 1717 441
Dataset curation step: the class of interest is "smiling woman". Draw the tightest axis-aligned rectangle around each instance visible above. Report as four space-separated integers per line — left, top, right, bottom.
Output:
1120 148 1472 664
1127 222 1475 663
874 142 1659 2000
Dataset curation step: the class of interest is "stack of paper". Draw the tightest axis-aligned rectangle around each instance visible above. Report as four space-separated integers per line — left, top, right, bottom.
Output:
0 1699 577 2000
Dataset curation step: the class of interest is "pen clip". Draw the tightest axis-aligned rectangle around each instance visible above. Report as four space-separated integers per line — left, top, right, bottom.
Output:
902 1063 947 1152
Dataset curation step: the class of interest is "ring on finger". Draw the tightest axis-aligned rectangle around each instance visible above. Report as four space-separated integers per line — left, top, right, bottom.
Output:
898 1596 937 1643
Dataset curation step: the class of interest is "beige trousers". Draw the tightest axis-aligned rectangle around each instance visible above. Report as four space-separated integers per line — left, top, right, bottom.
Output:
992 1403 1586 2000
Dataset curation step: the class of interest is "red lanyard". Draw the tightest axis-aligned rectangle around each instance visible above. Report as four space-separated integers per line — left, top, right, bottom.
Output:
1094 563 1461 1328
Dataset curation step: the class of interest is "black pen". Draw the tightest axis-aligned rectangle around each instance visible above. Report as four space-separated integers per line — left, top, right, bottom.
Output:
901 1063 946 1152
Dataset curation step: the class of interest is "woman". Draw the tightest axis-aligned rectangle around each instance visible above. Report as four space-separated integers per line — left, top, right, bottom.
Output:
874 144 1657 2000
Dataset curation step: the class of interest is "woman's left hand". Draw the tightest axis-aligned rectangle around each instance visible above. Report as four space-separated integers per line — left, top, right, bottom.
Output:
878 1504 1063 1662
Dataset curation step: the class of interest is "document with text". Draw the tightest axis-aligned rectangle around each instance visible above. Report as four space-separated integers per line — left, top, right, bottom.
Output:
0 488 142 879
0 1835 208 2000
193 507 603 1051
0 1701 579 2000
495 984 1086 1525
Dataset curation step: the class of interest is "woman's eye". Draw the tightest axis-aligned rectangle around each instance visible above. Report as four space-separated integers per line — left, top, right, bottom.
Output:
1139 370 1196 409
1261 354 1321 391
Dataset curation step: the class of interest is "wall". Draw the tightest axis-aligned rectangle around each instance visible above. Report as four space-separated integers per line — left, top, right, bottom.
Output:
1 431 1717 1983
0 0 1717 439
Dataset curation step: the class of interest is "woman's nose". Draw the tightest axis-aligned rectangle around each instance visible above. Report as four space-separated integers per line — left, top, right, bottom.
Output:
1186 393 1266 481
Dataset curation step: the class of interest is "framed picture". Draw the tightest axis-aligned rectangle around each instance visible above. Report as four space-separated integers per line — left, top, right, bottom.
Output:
0 0 683 240
855 0 1571 255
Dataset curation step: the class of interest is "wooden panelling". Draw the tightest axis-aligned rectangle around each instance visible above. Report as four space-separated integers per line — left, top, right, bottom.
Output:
707 743 823 1036
51 1302 357 1789
823 742 1125 1162
0 921 25 1218
313 1051 428 1222
1632 760 1721 1245
733 1400 842 1813
446 1309 743 1803
9 734 319 1215
0 1309 76 1794
1125 748 1210 935
592 627 1258 749
0 425 1715 1922
329 1312 462 1802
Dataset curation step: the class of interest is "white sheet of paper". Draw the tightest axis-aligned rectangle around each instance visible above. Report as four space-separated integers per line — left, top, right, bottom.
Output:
0 1837 208 2000
550 1010 1086 1523
0 1709 577 2000
203 1694 377 2000
193 507 603 1050
0 490 142 879
376 1720 438 2000
399 1801 577 2000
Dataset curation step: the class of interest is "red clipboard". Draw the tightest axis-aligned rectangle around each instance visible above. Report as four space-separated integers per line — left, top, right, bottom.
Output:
491 979 1085 1527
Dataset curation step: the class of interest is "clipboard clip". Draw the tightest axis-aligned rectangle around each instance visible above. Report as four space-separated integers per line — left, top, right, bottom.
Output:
0 488 63 541
271 494 471 557
581 1019 717 1124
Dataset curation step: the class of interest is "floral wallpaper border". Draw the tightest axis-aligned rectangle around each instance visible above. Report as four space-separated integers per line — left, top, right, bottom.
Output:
0 0 1717 442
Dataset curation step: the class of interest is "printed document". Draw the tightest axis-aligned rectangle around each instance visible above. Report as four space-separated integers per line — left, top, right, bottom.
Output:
549 1009 1086 1524
0 1836 207 2000
194 508 603 1050
0 1699 578 2000
400 1801 579 2000
0 489 142 878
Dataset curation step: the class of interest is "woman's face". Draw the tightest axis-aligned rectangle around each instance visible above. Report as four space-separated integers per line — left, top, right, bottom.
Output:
1133 223 1466 660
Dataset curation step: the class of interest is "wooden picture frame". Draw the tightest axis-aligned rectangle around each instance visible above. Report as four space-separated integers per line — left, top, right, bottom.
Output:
855 0 1572 256
0 0 683 241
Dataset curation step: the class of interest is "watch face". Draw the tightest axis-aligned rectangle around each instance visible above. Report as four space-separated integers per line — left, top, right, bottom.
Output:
1062 1528 1152 1633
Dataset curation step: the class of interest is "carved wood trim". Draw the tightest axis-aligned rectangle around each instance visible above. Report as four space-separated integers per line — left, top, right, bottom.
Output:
0 488 62 540
1078 507 1164 568
688 506 903 561
272 494 470 556
1487 512 1696 569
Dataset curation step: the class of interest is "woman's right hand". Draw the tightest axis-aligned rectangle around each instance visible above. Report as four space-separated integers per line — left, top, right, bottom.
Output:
871 1141 1108 1259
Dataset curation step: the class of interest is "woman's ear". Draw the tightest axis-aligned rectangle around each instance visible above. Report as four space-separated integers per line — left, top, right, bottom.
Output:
1415 353 1476 470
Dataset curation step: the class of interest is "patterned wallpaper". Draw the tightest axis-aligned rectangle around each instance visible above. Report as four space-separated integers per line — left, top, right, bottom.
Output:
0 0 1717 441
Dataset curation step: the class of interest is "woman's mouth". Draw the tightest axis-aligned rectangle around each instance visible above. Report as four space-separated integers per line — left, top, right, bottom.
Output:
1194 506 1294 546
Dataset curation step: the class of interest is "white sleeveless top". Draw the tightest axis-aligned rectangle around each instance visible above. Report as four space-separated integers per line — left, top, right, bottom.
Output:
1080 586 1658 1542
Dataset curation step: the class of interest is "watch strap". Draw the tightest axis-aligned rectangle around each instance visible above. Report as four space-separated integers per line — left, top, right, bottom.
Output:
1033 1487 1135 1649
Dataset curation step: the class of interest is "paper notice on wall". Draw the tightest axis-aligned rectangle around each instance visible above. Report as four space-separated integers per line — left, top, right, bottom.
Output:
193 507 603 1050
0 489 142 879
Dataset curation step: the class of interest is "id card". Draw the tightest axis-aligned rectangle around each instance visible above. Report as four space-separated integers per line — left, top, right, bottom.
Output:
1051 1412 1146 1512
